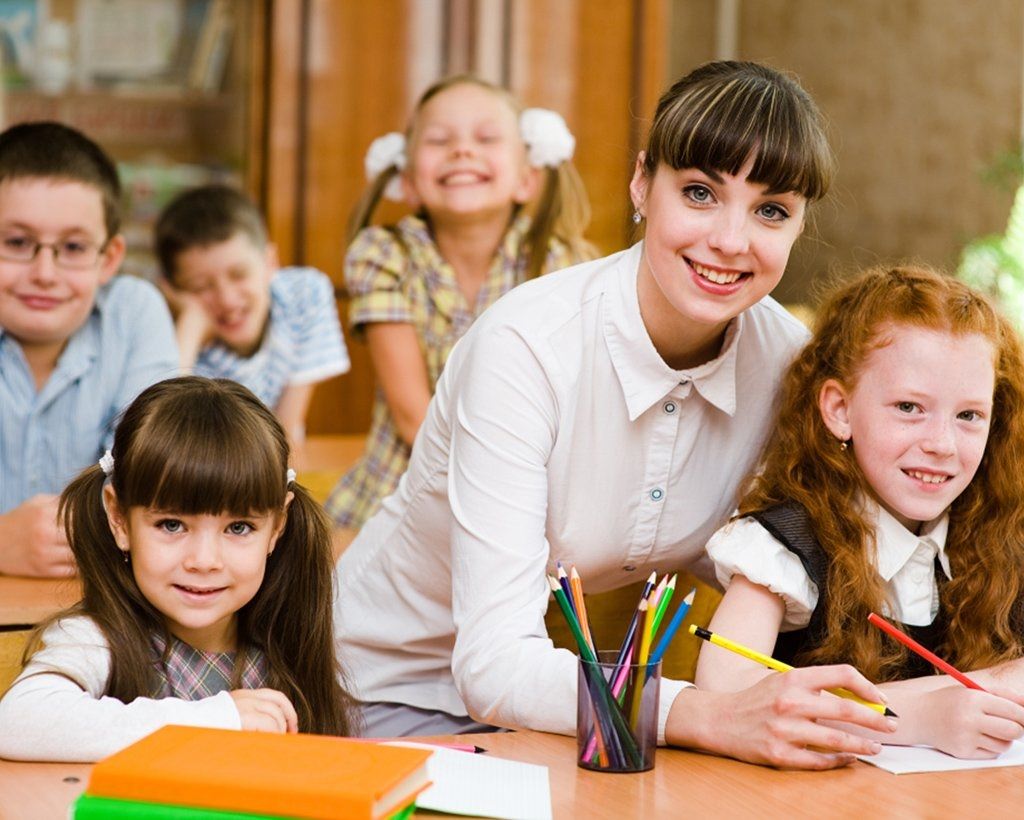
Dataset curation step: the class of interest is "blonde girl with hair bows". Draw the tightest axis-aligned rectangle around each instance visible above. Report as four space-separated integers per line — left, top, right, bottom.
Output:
0 377 357 762
326 75 594 530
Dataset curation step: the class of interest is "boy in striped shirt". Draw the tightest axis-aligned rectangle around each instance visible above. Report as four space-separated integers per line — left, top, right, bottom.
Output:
155 185 349 445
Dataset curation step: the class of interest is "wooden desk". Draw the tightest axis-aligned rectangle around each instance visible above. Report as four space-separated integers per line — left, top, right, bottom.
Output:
4 729 1024 819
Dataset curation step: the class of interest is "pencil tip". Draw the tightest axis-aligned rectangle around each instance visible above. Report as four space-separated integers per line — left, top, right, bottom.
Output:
570 566 580 579
547 576 559 591
646 571 657 583
884 707 898 717
683 588 696 604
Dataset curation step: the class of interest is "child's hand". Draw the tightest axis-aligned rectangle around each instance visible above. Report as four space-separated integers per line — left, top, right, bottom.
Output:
157 279 214 370
230 688 299 734
0 495 75 577
917 685 1024 759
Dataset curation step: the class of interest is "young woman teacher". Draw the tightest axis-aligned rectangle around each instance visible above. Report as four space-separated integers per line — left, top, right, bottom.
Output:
333 60 895 770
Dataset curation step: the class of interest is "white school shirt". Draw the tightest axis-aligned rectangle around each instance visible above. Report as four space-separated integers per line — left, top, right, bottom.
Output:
0 617 240 762
333 243 809 743
707 502 951 629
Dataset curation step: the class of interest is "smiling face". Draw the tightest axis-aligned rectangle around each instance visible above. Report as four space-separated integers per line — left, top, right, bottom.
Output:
0 177 123 367
173 231 276 356
819 325 996 532
402 82 537 226
105 488 289 652
630 157 806 367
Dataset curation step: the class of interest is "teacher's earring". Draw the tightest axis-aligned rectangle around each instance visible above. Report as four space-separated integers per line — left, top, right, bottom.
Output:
632 210 643 225
839 438 850 452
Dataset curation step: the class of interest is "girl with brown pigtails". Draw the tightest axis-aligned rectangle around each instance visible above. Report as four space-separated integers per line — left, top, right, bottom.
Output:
0 376 356 762
697 264 1024 760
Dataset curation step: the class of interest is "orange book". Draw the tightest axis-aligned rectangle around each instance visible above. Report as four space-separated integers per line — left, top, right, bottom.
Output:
86 726 432 820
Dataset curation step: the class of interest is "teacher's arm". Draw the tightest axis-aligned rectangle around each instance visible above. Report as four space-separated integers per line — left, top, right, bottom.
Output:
444 321 579 735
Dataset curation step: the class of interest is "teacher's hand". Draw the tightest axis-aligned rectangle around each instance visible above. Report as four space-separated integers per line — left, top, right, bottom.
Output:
666 665 897 769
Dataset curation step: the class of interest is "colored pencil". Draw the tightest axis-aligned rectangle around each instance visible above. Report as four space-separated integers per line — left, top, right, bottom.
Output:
868 612 987 691
649 588 696 666
610 572 657 673
569 567 595 652
650 574 677 637
629 599 657 728
556 562 575 615
690 625 896 717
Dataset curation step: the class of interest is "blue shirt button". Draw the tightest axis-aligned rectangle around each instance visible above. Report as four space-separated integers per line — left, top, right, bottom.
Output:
650 488 664 501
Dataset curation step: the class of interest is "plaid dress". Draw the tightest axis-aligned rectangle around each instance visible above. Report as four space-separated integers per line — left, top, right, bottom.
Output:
325 214 580 529
149 634 269 699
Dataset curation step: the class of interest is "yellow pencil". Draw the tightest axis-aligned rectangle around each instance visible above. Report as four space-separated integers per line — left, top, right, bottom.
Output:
689 625 896 717
629 599 657 728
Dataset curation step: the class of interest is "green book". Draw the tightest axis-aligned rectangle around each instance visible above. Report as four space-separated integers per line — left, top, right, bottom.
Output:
72 794 417 819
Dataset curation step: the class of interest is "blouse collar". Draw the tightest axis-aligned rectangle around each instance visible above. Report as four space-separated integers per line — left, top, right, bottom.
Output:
603 242 741 421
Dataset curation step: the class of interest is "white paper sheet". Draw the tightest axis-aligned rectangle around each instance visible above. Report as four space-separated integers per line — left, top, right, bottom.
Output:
385 742 552 820
859 739 1024 774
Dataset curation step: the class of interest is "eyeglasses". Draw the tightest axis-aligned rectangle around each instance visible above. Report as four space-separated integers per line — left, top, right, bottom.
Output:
0 234 108 269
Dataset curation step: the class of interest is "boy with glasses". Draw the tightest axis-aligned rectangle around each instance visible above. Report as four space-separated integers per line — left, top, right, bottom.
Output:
0 122 177 577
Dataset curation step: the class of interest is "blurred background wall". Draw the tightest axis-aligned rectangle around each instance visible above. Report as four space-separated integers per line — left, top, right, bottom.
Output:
5 0 1019 433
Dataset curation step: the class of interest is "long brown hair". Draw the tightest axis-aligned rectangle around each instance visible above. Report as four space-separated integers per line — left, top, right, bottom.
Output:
740 265 1024 681
347 74 595 278
48 377 355 735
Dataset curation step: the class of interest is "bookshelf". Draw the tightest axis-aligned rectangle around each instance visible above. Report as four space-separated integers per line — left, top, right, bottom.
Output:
0 0 263 281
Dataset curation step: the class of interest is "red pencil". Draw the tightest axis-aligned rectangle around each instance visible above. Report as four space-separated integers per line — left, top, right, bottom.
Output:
867 612 987 691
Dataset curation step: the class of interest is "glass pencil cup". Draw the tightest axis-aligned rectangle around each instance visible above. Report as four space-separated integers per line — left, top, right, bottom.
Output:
576 650 660 773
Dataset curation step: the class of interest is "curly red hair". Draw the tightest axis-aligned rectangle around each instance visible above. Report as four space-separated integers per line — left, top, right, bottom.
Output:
739 264 1024 681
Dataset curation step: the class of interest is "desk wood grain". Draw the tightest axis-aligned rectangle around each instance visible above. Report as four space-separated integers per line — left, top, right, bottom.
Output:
4 730 1024 819
0 576 80 628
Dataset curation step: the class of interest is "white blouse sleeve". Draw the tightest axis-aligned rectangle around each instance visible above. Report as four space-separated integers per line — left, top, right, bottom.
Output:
705 517 819 631
0 617 241 762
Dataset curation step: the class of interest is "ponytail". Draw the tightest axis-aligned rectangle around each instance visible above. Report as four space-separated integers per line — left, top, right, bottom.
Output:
242 482 358 736
346 166 401 246
523 161 596 280
50 464 164 700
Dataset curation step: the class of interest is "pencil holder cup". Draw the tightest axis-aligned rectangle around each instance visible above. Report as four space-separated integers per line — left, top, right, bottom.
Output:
576 650 660 773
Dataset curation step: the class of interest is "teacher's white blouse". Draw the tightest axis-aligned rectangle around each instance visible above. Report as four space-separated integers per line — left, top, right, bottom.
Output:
333 243 809 743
